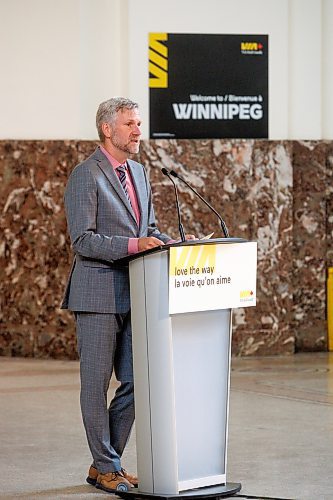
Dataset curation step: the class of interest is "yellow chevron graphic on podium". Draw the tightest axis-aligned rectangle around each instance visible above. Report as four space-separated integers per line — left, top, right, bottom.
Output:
169 245 217 276
149 33 168 88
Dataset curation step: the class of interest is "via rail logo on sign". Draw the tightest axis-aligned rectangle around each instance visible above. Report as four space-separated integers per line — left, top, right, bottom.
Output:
240 41 264 55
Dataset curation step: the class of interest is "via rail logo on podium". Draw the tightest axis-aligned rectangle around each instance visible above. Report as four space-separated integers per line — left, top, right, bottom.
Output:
240 289 255 303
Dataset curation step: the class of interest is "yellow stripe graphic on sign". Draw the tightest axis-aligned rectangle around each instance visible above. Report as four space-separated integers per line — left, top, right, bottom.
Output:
149 33 168 88
149 49 167 70
170 245 216 276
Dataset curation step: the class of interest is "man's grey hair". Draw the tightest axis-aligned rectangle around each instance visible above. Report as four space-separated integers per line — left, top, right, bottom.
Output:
96 97 139 141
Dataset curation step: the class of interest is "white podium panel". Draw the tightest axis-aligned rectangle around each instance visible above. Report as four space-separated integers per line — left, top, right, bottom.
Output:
130 248 234 495
130 251 178 494
172 309 231 490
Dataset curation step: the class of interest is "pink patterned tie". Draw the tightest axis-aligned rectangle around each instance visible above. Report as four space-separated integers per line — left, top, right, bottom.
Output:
116 164 132 206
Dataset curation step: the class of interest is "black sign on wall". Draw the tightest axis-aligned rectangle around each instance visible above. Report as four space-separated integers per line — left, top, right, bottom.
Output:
149 33 268 139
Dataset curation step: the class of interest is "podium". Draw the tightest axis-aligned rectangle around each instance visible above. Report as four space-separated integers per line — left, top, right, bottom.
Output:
118 238 257 500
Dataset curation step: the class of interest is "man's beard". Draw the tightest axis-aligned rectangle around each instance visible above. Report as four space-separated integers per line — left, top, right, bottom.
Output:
111 134 140 155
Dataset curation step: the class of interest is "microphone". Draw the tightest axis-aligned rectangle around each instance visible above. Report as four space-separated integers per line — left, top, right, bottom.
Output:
168 169 230 238
161 168 186 242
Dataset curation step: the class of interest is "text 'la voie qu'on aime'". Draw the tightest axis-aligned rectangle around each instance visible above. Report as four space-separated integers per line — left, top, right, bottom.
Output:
173 266 231 289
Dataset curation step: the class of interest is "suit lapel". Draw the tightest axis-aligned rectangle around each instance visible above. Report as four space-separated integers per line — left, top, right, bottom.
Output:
93 148 137 224
127 159 146 231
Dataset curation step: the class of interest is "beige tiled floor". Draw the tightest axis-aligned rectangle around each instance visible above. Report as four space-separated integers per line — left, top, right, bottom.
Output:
0 353 332 499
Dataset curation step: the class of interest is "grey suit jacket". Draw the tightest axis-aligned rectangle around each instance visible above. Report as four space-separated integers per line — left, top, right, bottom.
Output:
61 147 170 313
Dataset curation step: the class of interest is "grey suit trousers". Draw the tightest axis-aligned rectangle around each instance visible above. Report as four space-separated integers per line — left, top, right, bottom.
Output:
75 311 135 473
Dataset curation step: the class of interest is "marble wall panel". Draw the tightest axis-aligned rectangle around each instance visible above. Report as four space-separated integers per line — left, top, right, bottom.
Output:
292 142 329 351
326 143 333 268
0 139 332 358
139 140 294 356
0 141 96 358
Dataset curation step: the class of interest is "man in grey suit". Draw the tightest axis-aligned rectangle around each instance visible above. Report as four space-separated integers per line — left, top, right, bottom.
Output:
62 97 193 494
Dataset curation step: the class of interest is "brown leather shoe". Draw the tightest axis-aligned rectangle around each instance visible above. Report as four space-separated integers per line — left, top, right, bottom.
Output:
96 470 132 493
121 468 139 487
86 465 98 486
87 465 138 488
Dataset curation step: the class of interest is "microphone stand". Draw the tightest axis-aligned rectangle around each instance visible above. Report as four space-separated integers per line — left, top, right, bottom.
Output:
161 168 186 242
168 169 230 238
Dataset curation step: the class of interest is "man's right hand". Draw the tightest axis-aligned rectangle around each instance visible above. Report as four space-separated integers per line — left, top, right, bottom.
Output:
138 237 165 252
